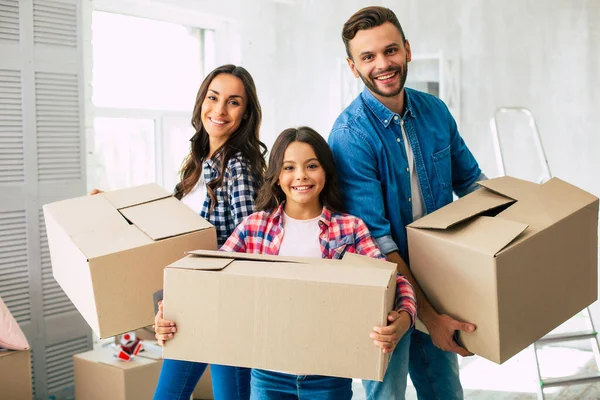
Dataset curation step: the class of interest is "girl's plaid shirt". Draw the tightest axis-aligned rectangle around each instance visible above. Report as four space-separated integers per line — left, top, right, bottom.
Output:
221 205 417 326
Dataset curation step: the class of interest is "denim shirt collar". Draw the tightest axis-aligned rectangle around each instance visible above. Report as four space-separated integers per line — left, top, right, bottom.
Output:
361 87 416 128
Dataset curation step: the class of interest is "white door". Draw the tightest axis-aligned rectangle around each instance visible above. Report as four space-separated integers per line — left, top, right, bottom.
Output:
0 0 92 398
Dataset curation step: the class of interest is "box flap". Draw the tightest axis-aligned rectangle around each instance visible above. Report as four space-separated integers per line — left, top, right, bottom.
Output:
168 254 234 271
43 195 129 237
477 176 540 200
120 197 214 240
186 249 311 264
431 216 529 255
409 188 515 230
102 183 171 209
0 350 23 359
341 252 397 272
490 178 599 230
220 259 395 287
71 225 154 259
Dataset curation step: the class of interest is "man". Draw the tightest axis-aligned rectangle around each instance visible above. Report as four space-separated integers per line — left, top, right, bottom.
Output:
328 6 487 400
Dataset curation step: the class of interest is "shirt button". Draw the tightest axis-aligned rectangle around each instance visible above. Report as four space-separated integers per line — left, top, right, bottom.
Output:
384 120 388 124
408 197 412 202
394 115 399 121
396 138 401 143
406 167 410 172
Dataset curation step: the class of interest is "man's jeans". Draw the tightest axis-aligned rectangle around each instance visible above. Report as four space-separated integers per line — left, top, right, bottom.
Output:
363 329 463 400
153 359 251 400
251 369 352 400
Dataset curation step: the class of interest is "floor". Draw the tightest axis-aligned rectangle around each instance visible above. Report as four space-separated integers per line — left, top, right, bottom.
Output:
352 312 600 399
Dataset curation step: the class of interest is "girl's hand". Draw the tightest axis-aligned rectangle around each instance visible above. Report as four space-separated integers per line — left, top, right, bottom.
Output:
154 301 177 346
370 310 411 354
89 188 103 195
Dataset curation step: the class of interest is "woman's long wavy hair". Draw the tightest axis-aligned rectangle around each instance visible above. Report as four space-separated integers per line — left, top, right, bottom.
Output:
174 65 267 207
256 126 344 213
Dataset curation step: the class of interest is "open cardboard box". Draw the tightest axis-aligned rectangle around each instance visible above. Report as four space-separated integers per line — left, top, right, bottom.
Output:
408 176 599 363
74 346 162 400
162 250 398 381
43 184 217 338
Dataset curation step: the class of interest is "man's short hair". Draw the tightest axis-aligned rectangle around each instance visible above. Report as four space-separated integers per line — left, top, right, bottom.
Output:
342 6 406 59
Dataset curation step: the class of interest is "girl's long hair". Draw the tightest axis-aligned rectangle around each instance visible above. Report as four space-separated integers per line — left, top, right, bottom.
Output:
256 126 344 213
174 65 267 207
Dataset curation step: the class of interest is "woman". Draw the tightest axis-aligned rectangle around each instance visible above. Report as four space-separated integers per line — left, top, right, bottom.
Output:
153 64 267 400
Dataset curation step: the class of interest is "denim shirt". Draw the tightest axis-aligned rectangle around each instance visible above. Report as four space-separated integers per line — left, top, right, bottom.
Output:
329 87 486 263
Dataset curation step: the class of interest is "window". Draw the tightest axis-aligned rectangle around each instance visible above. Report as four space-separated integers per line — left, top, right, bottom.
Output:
89 11 215 192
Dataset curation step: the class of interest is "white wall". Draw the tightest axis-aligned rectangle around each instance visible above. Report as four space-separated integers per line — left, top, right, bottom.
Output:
104 0 599 191
215 0 599 196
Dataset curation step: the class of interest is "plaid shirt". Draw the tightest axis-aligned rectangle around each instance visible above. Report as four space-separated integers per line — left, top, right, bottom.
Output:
198 153 258 246
221 205 417 325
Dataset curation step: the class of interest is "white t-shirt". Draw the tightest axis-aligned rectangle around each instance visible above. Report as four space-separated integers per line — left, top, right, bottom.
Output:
400 119 425 221
278 211 322 258
180 178 207 214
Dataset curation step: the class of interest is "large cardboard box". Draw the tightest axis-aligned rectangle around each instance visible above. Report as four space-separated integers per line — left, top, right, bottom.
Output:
74 347 162 400
407 176 599 363
43 184 217 338
0 350 32 400
162 250 397 381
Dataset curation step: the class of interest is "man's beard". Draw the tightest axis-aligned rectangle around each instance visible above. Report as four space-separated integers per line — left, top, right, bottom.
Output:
357 62 408 98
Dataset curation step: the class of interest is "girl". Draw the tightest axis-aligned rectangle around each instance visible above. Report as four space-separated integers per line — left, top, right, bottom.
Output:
153 64 267 400
156 127 416 400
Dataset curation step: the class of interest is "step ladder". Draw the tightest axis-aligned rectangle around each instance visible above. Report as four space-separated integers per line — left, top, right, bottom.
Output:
490 107 600 400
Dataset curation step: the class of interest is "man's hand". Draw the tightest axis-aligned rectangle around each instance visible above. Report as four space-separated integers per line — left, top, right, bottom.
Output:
425 313 475 357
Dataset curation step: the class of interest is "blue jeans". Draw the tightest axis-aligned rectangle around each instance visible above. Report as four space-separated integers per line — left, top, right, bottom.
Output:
362 329 463 400
153 359 251 400
250 369 352 400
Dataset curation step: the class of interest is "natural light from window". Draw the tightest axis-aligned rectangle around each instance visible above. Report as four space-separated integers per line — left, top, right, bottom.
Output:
90 11 214 192
92 11 204 110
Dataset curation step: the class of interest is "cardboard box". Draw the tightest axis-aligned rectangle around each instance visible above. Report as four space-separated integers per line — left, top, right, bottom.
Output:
74 347 162 400
162 250 397 381
0 349 32 400
407 176 599 363
43 184 217 338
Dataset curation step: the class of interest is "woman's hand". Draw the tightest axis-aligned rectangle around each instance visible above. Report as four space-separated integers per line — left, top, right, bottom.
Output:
370 310 411 354
154 301 177 346
89 188 104 195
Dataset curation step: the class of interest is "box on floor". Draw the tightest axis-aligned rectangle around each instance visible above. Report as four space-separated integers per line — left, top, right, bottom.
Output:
74 346 162 400
408 176 599 363
74 344 213 400
43 184 217 339
0 349 32 400
163 250 398 381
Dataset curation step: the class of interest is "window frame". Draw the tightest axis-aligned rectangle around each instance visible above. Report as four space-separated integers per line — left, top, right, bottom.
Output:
86 1 227 191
